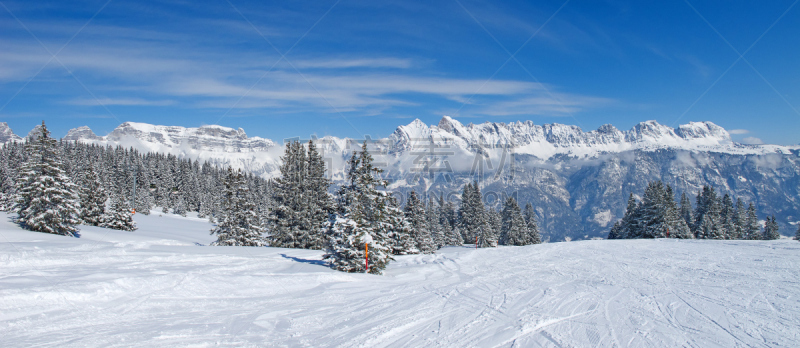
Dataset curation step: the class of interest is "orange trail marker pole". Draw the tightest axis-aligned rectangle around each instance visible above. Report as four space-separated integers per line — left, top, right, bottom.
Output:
475 236 478 249
365 243 369 273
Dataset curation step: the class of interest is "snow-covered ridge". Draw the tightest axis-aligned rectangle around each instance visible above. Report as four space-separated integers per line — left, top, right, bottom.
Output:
70 122 283 178
2 118 797 178
389 116 793 159
103 122 275 152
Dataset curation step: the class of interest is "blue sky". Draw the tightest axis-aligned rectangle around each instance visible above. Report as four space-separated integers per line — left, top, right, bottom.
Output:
1 0 798 144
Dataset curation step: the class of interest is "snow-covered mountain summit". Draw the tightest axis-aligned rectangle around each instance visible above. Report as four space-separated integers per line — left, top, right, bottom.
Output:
388 116 779 159
0 122 21 143
103 122 275 152
62 122 282 177
2 117 795 177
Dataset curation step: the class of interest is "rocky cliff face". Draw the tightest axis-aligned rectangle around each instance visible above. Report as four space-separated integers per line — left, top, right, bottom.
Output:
4 117 799 239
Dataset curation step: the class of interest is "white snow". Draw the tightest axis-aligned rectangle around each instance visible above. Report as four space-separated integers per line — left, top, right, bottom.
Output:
30 117 798 181
2 211 799 347
593 210 614 227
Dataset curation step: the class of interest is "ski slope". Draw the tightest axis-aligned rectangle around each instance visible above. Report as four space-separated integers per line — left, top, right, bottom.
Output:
1 211 799 347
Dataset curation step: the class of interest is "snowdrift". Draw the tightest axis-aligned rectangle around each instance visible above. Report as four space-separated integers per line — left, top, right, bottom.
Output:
1 212 798 347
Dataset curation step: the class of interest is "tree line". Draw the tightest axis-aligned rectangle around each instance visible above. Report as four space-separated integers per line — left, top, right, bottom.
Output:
1 122 271 235
1 122 544 274
607 180 780 240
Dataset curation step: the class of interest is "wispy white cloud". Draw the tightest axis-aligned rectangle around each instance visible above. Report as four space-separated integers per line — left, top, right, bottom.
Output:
0 30 612 117
741 136 763 145
290 58 413 69
728 129 749 135
66 98 176 106
476 94 615 117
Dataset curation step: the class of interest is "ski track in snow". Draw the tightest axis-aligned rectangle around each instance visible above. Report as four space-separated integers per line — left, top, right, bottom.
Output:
1 212 799 347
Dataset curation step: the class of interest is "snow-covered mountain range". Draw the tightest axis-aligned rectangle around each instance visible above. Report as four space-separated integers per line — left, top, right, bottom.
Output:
2 117 798 240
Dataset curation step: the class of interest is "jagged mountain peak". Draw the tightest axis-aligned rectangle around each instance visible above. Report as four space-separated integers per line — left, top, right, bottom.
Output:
389 117 751 159
64 126 102 141
0 122 22 143
26 124 44 141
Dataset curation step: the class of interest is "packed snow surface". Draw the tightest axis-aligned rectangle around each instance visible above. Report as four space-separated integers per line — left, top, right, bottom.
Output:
1 211 799 347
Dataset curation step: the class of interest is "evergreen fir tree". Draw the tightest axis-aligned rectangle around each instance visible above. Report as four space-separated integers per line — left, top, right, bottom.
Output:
384 198 417 255
664 185 692 238
172 194 187 216
638 181 668 238
459 181 493 247
474 185 496 248
325 142 394 274
426 196 445 249
620 193 640 238
679 192 693 230
720 194 735 239
14 121 81 236
269 140 333 250
0 151 17 211
523 202 542 244
733 198 747 240
693 186 718 237
608 221 622 239
304 140 334 249
210 168 265 246
795 224 800 241
269 141 307 248
405 191 435 254
706 199 725 240
101 194 137 231
763 216 780 240
439 194 463 246
500 197 529 245
745 203 761 240
78 166 106 226
458 182 478 242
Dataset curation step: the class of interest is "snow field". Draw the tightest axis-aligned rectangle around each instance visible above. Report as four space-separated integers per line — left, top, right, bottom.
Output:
1 211 799 347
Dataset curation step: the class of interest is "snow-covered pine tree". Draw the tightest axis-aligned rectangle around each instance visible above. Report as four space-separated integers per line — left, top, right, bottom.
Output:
458 182 478 242
487 207 502 243
638 181 668 238
325 142 393 274
0 148 17 211
720 194 735 239
304 140 334 249
795 224 800 241
745 202 761 240
269 141 306 248
172 194 188 216
608 221 622 239
440 194 463 246
404 190 435 254
78 166 106 226
763 216 780 240
459 181 494 247
500 197 529 246
14 121 81 236
471 184 496 248
101 193 137 231
620 193 640 238
679 192 693 230
384 197 417 255
705 198 725 240
523 202 542 244
210 168 265 246
733 198 747 240
693 186 718 237
426 196 445 249
664 185 692 238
